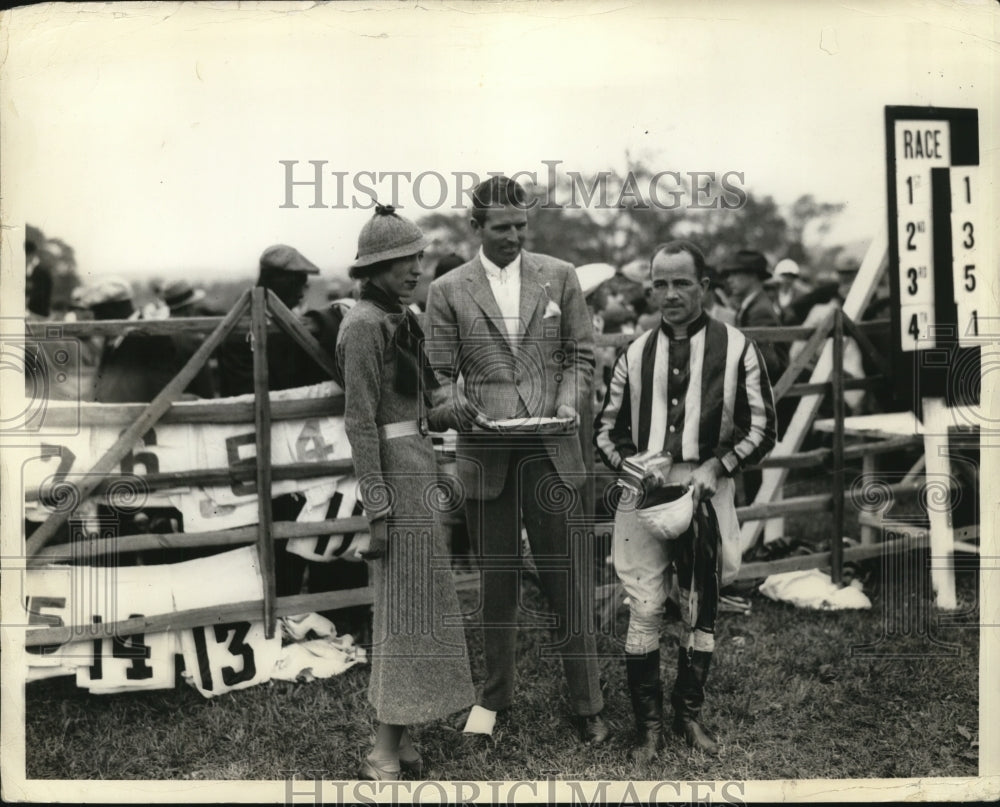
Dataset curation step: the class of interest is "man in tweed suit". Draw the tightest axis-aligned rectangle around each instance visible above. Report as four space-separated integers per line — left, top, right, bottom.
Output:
425 176 607 745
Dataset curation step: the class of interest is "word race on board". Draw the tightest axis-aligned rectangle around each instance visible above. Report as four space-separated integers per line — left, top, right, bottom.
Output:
884 106 982 413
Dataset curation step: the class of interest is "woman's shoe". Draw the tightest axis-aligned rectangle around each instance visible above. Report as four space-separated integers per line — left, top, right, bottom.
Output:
398 729 424 778
359 753 400 781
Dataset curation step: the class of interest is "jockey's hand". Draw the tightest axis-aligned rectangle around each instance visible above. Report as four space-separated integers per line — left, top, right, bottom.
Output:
687 457 725 503
641 468 668 493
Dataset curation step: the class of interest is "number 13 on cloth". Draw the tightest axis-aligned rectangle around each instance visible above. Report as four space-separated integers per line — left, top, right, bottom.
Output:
179 621 280 697
171 546 281 697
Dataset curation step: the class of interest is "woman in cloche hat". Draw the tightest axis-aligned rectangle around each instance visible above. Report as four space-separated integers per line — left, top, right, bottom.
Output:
335 204 475 780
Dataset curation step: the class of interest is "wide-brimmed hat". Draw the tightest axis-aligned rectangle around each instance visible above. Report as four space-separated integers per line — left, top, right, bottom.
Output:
351 204 430 277
575 263 616 298
620 258 650 285
79 277 135 320
719 249 770 278
259 244 321 275
774 258 800 278
161 279 206 311
79 277 133 309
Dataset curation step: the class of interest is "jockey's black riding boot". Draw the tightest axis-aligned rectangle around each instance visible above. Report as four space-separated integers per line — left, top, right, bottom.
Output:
670 648 720 755
625 649 664 763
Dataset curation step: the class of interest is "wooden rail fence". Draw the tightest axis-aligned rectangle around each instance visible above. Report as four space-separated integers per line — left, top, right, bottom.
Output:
24 301 934 649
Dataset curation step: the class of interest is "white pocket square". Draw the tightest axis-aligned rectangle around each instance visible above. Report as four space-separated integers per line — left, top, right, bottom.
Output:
543 300 561 318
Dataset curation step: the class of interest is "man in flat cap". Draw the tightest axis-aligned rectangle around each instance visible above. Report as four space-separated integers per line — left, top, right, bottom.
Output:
215 245 324 598
216 244 320 397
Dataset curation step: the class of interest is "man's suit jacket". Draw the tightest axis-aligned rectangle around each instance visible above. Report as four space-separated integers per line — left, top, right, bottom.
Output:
736 291 789 386
425 250 595 500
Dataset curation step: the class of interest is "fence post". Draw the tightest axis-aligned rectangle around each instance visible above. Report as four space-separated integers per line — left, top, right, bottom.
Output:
251 288 277 638
830 307 845 584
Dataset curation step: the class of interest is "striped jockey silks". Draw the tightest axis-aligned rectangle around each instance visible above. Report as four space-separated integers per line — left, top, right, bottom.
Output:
594 312 776 475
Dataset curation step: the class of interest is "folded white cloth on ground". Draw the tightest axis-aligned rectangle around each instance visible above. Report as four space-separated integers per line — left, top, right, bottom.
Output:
280 612 337 642
271 635 366 683
759 569 871 610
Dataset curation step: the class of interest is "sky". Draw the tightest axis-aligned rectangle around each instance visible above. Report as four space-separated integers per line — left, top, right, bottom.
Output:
1 0 997 290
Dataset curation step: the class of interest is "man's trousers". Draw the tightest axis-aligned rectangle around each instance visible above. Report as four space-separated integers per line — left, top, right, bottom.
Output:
465 448 604 717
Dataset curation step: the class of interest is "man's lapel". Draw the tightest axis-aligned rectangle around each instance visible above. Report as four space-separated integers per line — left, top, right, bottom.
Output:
465 254 507 338
518 252 545 335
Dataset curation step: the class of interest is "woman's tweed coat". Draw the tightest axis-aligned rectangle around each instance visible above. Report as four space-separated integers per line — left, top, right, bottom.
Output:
336 299 475 725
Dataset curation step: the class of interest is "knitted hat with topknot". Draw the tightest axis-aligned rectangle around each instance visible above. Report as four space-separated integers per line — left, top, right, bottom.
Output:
350 203 430 279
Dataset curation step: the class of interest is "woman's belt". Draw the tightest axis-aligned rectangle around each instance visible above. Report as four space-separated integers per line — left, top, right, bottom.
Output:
379 420 421 439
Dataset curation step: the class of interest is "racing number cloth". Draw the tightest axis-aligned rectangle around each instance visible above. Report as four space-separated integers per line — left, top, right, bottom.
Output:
23 383 354 531
23 547 360 697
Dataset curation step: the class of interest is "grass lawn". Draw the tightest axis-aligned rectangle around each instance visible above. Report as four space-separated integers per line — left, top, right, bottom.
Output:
24 550 979 782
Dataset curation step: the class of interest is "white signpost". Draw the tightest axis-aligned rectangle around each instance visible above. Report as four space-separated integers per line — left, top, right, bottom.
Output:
885 106 983 610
